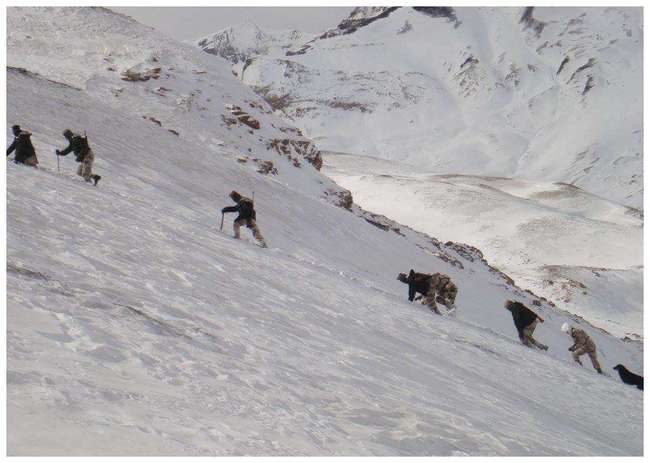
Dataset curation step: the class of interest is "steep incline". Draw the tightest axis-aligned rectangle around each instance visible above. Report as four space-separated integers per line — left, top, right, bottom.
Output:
7 7 642 456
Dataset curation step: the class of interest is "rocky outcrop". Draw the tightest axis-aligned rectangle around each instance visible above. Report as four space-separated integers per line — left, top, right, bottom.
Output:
267 138 323 171
520 7 546 37
121 65 161 82
324 188 353 209
226 104 261 129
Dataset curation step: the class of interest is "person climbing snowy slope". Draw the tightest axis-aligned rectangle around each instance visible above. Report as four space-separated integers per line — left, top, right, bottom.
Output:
56 129 101 186
221 190 267 248
7 124 38 167
397 269 457 314
562 323 603 374
504 300 548 350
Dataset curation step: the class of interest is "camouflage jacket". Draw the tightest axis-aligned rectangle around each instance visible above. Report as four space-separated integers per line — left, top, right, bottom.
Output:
570 328 596 352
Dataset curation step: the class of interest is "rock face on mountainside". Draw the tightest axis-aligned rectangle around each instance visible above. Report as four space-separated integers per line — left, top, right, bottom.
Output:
198 6 643 209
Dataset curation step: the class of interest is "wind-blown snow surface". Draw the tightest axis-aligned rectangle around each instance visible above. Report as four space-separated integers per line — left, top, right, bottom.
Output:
323 152 643 340
7 7 643 456
211 6 643 208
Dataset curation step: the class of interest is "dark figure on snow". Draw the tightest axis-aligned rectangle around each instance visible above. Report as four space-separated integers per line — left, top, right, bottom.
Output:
7 125 38 167
56 129 101 185
222 191 267 247
613 364 643 390
561 323 602 374
397 269 457 314
504 300 548 350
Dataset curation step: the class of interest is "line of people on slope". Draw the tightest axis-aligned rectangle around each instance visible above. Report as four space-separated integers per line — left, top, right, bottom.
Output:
8 124 641 390
8 125 266 246
397 268 643 389
7 125 101 185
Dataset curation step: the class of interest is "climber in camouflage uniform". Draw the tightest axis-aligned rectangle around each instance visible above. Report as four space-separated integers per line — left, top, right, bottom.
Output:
397 269 457 314
562 323 602 374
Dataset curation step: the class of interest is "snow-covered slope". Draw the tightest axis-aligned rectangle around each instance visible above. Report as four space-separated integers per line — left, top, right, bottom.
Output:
204 6 643 208
7 7 643 456
199 6 644 339
324 152 643 339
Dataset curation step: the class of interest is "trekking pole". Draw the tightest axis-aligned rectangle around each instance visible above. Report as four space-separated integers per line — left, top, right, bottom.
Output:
56 150 60 173
220 212 224 231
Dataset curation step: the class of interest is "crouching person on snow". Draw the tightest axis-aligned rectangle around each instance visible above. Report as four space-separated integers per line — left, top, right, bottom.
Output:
504 300 548 350
561 323 603 374
7 124 38 167
221 191 267 248
56 129 101 186
397 269 457 314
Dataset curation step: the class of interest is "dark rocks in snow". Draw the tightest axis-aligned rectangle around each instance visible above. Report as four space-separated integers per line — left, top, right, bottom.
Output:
397 20 412 35
582 76 595 95
336 7 400 36
557 56 570 75
567 58 596 83
520 7 546 37
267 138 323 171
227 104 261 129
257 160 278 175
324 188 354 210
413 7 459 26
460 55 479 69
143 115 162 126
120 66 161 82
167 129 180 137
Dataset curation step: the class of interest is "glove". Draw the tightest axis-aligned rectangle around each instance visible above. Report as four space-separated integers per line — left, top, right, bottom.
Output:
568 346 575 352
55 149 60 155
221 208 226 214
538 318 545 323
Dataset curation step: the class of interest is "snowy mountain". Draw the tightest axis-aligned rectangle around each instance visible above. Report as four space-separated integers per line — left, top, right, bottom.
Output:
7 7 642 456
213 6 643 208
198 6 644 340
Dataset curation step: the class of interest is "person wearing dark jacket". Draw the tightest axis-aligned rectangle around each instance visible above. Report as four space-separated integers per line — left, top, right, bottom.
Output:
221 191 267 247
397 270 457 314
56 129 101 185
504 300 548 350
7 125 38 167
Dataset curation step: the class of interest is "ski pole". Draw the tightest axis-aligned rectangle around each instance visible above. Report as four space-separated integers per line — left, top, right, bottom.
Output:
56 151 60 173
220 212 224 231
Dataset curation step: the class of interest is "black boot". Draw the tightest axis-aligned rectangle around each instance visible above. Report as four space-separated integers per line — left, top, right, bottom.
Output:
93 175 101 186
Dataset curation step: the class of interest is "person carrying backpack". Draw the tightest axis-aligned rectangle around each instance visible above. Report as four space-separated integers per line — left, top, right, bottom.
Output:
504 300 548 350
7 124 38 167
397 269 457 314
56 129 101 185
221 191 267 248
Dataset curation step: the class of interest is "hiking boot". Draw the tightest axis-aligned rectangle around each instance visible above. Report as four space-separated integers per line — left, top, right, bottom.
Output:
93 175 101 186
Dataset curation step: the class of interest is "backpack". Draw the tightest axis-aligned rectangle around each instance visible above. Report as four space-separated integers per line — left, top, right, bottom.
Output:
73 132 90 162
239 198 255 220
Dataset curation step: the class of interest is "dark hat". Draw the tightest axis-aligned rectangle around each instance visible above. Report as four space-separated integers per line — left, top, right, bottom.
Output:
62 128 73 137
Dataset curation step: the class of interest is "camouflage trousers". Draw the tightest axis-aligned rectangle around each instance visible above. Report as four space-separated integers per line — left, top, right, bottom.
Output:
573 346 601 371
422 282 457 314
234 218 267 247
77 149 95 181
423 275 458 313
521 320 548 350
